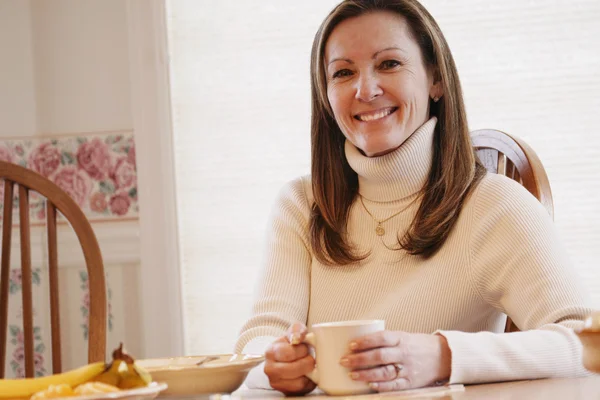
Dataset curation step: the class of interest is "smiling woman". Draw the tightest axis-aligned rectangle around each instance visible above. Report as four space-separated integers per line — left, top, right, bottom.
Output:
309 2 485 265
234 0 595 396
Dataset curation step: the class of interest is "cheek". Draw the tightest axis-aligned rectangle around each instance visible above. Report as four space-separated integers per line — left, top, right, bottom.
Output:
391 74 430 104
327 86 351 120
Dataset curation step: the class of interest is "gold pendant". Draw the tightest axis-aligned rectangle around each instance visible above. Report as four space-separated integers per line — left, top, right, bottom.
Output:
375 224 385 236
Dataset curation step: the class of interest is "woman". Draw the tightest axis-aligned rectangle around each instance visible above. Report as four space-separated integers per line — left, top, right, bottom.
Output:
235 0 593 394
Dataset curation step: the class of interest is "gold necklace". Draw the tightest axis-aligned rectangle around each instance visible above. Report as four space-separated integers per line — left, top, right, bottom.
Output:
359 195 409 236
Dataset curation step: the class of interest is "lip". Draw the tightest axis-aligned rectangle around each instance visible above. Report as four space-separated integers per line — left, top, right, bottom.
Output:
354 107 398 122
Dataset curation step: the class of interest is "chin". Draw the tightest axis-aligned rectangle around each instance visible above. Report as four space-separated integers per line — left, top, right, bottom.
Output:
361 141 400 157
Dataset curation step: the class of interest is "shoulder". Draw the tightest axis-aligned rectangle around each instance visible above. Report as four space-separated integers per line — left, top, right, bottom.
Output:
271 175 313 220
470 173 551 221
276 175 313 207
464 173 557 252
266 175 314 244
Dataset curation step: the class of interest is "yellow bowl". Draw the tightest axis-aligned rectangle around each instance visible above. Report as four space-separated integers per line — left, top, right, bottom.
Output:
136 354 264 396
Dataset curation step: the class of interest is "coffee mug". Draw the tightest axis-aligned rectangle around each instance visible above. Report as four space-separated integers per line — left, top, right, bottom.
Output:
301 320 385 396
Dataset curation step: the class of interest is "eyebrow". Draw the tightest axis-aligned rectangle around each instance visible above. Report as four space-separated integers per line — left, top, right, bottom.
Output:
327 47 404 66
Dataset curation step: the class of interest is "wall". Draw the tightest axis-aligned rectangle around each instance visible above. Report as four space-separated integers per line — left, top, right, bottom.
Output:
30 0 132 133
0 0 37 136
0 0 144 377
166 1 337 355
420 0 600 292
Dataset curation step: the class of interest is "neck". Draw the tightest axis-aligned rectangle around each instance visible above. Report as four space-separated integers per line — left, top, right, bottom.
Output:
345 117 437 202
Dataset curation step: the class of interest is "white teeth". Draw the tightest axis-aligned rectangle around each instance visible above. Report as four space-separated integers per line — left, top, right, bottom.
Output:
357 108 394 122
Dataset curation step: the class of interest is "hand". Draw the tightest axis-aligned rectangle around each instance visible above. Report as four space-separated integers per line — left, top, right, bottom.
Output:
264 322 316 395
341 331 451 392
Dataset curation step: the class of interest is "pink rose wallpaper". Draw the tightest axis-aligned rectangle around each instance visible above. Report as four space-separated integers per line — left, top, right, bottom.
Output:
89 192 108 213
80 270 114 340
8 269 46 378
53 166 92 208
76 138 111 181
28 142 61 177
0 145 15 163
5 267 114 378
109 192 131 216
0 132 138 222
110 157 136 189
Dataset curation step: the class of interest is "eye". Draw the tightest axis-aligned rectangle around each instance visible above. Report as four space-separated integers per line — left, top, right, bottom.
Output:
379 59 401 70
332 69 354 79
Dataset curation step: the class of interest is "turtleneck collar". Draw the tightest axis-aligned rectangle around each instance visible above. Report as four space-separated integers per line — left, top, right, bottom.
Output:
345 117 437 202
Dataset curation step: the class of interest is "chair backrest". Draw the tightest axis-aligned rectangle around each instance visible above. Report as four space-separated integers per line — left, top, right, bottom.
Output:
471 129 554 333
0 161 106 377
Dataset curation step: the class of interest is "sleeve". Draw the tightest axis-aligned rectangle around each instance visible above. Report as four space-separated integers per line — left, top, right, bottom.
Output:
233 177 313 389
437 175 595 384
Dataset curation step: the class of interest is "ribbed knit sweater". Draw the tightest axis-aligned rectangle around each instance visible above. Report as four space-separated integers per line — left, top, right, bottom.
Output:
235 117 593 388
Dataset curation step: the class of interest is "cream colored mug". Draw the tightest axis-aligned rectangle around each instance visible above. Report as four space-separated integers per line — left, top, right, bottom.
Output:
301 320 385 396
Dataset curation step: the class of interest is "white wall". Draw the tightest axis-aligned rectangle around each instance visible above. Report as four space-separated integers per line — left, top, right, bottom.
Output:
420 0 600 296
0 0 133 136
167 1 340 355
31 0 132 133
0 0 37 136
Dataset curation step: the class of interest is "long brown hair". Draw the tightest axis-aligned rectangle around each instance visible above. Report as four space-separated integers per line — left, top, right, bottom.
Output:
309 0 486 265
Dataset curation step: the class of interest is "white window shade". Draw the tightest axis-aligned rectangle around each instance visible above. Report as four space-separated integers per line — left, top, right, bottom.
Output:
166 0 600 355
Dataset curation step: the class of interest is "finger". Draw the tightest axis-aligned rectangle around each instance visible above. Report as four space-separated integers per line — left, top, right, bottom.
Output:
264 354 315 380
342 347 403 369
369 378 411 393
287 322 308 345
349 331 402 352
349 364 406 382
265 341 310 362
270 376 316 396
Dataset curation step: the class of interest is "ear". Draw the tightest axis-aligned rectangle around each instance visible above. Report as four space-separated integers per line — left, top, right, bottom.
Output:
430 81 444 102
429 68 444 102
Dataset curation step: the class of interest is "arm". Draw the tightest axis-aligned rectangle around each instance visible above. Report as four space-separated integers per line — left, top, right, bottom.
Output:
234 177 313 388
438 175 594 384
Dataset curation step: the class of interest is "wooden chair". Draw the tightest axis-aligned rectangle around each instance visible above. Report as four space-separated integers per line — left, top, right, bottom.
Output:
471 129 554 333
0 161 106 378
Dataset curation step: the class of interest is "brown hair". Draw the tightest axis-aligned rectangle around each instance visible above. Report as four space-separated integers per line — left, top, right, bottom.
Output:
309 0 486 265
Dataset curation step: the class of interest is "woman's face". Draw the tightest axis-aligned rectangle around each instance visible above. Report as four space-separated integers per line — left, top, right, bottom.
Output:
325 11 441 157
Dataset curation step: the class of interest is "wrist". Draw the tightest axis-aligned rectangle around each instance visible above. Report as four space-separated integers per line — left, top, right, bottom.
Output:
435 333 452 383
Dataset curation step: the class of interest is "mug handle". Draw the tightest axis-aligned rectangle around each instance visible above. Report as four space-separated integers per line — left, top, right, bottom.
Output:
300 332 319 384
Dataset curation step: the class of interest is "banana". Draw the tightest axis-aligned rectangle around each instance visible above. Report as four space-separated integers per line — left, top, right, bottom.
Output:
92 359 122 387
118 362 151 390
0 362 105 399
92 343 152 390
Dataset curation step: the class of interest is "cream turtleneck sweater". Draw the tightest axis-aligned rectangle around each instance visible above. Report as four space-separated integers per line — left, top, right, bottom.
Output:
235 117 593 387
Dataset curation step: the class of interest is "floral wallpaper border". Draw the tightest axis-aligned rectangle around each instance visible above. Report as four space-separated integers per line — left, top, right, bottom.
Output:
0 132 138 223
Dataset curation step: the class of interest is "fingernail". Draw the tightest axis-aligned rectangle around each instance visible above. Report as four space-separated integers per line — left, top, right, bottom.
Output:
288 333 301 345
369 382 379 390
349 341 358 351
349 372 359 380
340 358 350 367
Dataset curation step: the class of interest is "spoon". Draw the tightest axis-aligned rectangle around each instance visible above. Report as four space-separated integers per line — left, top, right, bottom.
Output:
196 355 220 366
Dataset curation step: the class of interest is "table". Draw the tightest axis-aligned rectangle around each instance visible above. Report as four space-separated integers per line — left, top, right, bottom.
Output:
228 376 600 399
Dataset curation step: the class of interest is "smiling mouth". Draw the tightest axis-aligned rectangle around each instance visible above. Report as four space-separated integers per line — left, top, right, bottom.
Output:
354 107 398 122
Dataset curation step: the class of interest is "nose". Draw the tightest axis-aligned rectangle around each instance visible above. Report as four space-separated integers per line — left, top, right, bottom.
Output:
355 73 383 102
